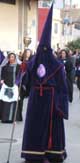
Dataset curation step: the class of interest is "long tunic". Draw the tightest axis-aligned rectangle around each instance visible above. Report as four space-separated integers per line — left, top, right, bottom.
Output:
0 63 20 122
21 57 68 161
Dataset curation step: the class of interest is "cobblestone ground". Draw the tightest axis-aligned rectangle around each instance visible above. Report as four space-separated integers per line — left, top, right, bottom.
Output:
0 85 80 163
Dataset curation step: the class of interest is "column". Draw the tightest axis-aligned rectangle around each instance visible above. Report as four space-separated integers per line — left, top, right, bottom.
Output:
18 0 24 50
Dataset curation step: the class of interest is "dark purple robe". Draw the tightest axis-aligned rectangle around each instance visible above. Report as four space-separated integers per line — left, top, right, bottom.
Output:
21 54 69 161
0 50 5 65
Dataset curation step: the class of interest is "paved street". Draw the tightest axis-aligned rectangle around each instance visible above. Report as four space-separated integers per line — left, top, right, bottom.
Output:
0 84 80 163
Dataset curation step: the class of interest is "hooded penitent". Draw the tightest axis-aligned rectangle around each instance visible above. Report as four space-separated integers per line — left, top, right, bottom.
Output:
21 2 68 163
32 3 58 79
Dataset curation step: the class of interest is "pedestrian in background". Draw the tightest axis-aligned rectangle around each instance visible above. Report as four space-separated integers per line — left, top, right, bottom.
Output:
16 48 33 121
0 52 20 123
59 49 73 103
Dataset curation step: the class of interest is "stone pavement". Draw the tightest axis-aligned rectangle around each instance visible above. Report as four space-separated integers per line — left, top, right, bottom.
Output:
0 85 80 163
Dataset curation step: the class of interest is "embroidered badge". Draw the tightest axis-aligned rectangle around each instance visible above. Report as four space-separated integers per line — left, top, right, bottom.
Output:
78 66 80 71
37 64 46 78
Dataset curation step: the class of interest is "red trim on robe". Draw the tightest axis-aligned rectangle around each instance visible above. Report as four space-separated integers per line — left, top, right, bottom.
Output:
33 65 64 149
34 86 54 149
48 87 54 149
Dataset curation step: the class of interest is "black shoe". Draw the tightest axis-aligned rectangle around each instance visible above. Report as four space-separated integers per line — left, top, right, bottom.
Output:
50 156 64 163
64 151 67 160
25 160 42 163
25 160 29 163
43 159 50 163
25 160 33 163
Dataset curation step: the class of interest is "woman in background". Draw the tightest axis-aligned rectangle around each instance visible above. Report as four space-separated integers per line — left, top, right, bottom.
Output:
16 49 33 121
59 49 73 103
0 53 20 123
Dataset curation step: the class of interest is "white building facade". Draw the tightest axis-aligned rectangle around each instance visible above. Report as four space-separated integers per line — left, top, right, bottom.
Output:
0 0 80 52
52 8 62 50
0 0 38 52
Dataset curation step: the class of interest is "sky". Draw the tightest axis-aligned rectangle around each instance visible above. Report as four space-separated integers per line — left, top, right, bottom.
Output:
54 0 80 8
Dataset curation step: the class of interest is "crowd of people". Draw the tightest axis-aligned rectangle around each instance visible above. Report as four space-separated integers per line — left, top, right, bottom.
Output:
0 46 80 162
0 47 80 162
54 48 80 100
0 36 80 124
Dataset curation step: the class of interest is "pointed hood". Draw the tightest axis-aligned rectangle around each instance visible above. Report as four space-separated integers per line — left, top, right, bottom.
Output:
28 2 60 81
38 3 53 50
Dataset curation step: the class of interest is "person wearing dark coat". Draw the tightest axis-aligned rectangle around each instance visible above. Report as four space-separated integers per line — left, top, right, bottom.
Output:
16 49 33 121
59 49 73 103
0 53 20 123
21 3 69 163
75 54 80 90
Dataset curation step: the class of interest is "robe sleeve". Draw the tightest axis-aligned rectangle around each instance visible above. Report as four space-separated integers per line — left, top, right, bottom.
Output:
54 66 69 120
1 66 6 80
20 67 31 98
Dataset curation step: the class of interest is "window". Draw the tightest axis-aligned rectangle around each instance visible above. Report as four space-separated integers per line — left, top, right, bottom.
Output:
62 24 65 35
0 0 16 4
54 23 58 34
42 1 52 7
38 0 52 8
62 24 72 36
69 25 72 35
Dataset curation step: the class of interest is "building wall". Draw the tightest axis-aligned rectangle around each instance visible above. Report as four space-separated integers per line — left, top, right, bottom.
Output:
38 7 62 50
38 8 49 41
27 1 38 51
52 9 62 50
0 0 38 52
0 1 18 51
61 8 80 48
